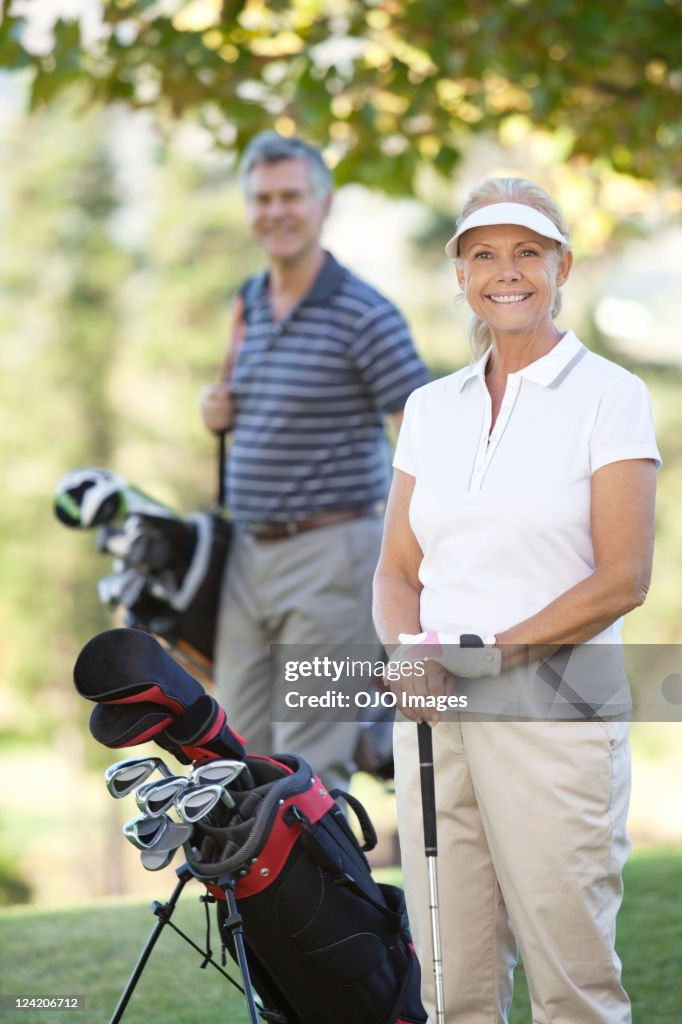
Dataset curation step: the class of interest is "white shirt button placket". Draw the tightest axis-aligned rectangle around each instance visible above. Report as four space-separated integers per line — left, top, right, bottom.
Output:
469 375 521 493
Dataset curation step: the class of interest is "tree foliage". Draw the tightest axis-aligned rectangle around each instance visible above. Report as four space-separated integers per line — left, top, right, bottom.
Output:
0 95 252 734
2 0 681 192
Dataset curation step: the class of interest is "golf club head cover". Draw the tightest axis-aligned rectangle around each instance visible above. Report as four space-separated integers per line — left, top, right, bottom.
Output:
157 694 246 766
73 627 205 712
394 630 502 677
54 467 126 529
89 701 176 748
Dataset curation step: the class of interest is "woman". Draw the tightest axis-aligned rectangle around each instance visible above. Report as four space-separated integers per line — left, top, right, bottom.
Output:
373 178 660 1024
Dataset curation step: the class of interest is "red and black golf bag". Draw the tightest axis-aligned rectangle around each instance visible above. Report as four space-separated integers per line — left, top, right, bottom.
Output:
186 752 426 1024
74 629 425 1024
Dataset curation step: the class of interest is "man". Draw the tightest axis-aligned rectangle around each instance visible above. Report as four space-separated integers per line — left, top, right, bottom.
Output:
201 132 429 791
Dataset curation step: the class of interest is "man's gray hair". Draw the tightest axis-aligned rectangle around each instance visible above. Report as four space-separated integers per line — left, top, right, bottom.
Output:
239 132 332 198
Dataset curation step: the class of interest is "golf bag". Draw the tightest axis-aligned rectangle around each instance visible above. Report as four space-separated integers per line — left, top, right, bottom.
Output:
54 468 230 666
74 628 425 1024
187 753 425 1024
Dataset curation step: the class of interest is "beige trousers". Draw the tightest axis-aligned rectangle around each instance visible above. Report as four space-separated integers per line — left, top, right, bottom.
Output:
394 718 632 1024
214 517 384 793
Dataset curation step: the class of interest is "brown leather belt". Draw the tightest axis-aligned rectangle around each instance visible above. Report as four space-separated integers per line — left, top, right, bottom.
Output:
244 507 373 541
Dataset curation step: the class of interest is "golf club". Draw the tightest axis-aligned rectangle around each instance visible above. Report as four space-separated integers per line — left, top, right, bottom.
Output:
176 783 235 824
137 820 194 871
417 633 484 1024
96 523 134 559
123 813 171 850
159 693 246 763
190 758 249 789
135 776 191 818
54 468 126 528
74 627 206 710
105 756 173 798
97 568 146 609
417 722 445 1024
139 833 193 872
139 847 176 872
55 467 182 529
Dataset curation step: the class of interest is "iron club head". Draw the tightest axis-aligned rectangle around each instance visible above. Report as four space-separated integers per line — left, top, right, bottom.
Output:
105 756 172 798
122 813 171 850
134 776 191 817
138 820 194 870
190 759 247 788
176 783 235 824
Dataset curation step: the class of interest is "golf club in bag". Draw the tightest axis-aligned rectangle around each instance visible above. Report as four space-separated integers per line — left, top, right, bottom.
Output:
74 627 246 763
55 467 230 667
75 628 427 1024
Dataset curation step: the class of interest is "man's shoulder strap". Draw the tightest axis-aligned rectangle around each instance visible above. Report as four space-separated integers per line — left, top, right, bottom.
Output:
239 272 265 318
219 273 264 382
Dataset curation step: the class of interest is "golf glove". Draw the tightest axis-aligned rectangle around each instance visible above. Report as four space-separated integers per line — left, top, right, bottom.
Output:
394 630 502 678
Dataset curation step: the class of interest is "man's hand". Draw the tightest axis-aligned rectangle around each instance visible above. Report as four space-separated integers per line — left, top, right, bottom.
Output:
200 383 234 434
386 660 453 725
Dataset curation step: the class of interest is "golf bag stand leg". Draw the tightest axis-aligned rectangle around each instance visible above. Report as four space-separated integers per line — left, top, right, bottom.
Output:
218 876 261 1024
109 867 192 1024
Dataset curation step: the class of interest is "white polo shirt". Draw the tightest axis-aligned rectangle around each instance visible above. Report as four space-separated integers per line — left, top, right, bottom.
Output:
393 331 661 647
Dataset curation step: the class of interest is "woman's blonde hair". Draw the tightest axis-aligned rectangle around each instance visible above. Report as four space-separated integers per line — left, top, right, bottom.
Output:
455 177 571 359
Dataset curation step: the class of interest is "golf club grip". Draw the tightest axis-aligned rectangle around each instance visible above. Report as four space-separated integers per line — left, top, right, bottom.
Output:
418 722 437 856
417 634 483 857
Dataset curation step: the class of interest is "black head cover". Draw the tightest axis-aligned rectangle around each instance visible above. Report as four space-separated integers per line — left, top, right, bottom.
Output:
73 627 204 712
159 695 246 765
89 702 176 749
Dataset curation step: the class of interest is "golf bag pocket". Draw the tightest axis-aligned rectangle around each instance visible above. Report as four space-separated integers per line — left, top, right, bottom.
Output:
197 756 426 1024
219 881 424 1024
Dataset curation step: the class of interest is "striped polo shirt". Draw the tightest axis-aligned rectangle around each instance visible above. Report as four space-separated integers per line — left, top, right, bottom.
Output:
227 252 429 523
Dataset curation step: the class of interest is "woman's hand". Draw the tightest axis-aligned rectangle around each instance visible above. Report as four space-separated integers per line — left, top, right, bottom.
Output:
200 383 234 434
386 659 454 725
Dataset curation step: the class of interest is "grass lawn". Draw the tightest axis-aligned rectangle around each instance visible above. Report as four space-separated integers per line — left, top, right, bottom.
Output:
0 848 679 1023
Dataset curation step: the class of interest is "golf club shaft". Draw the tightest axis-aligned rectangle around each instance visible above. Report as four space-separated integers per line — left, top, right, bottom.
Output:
418 722 445 1024
426 856 445 1023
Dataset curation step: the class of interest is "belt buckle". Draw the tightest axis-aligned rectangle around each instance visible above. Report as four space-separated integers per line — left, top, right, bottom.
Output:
285 520 299 536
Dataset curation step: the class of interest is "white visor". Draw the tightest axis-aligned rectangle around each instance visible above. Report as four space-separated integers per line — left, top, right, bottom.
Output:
445 202 568 258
